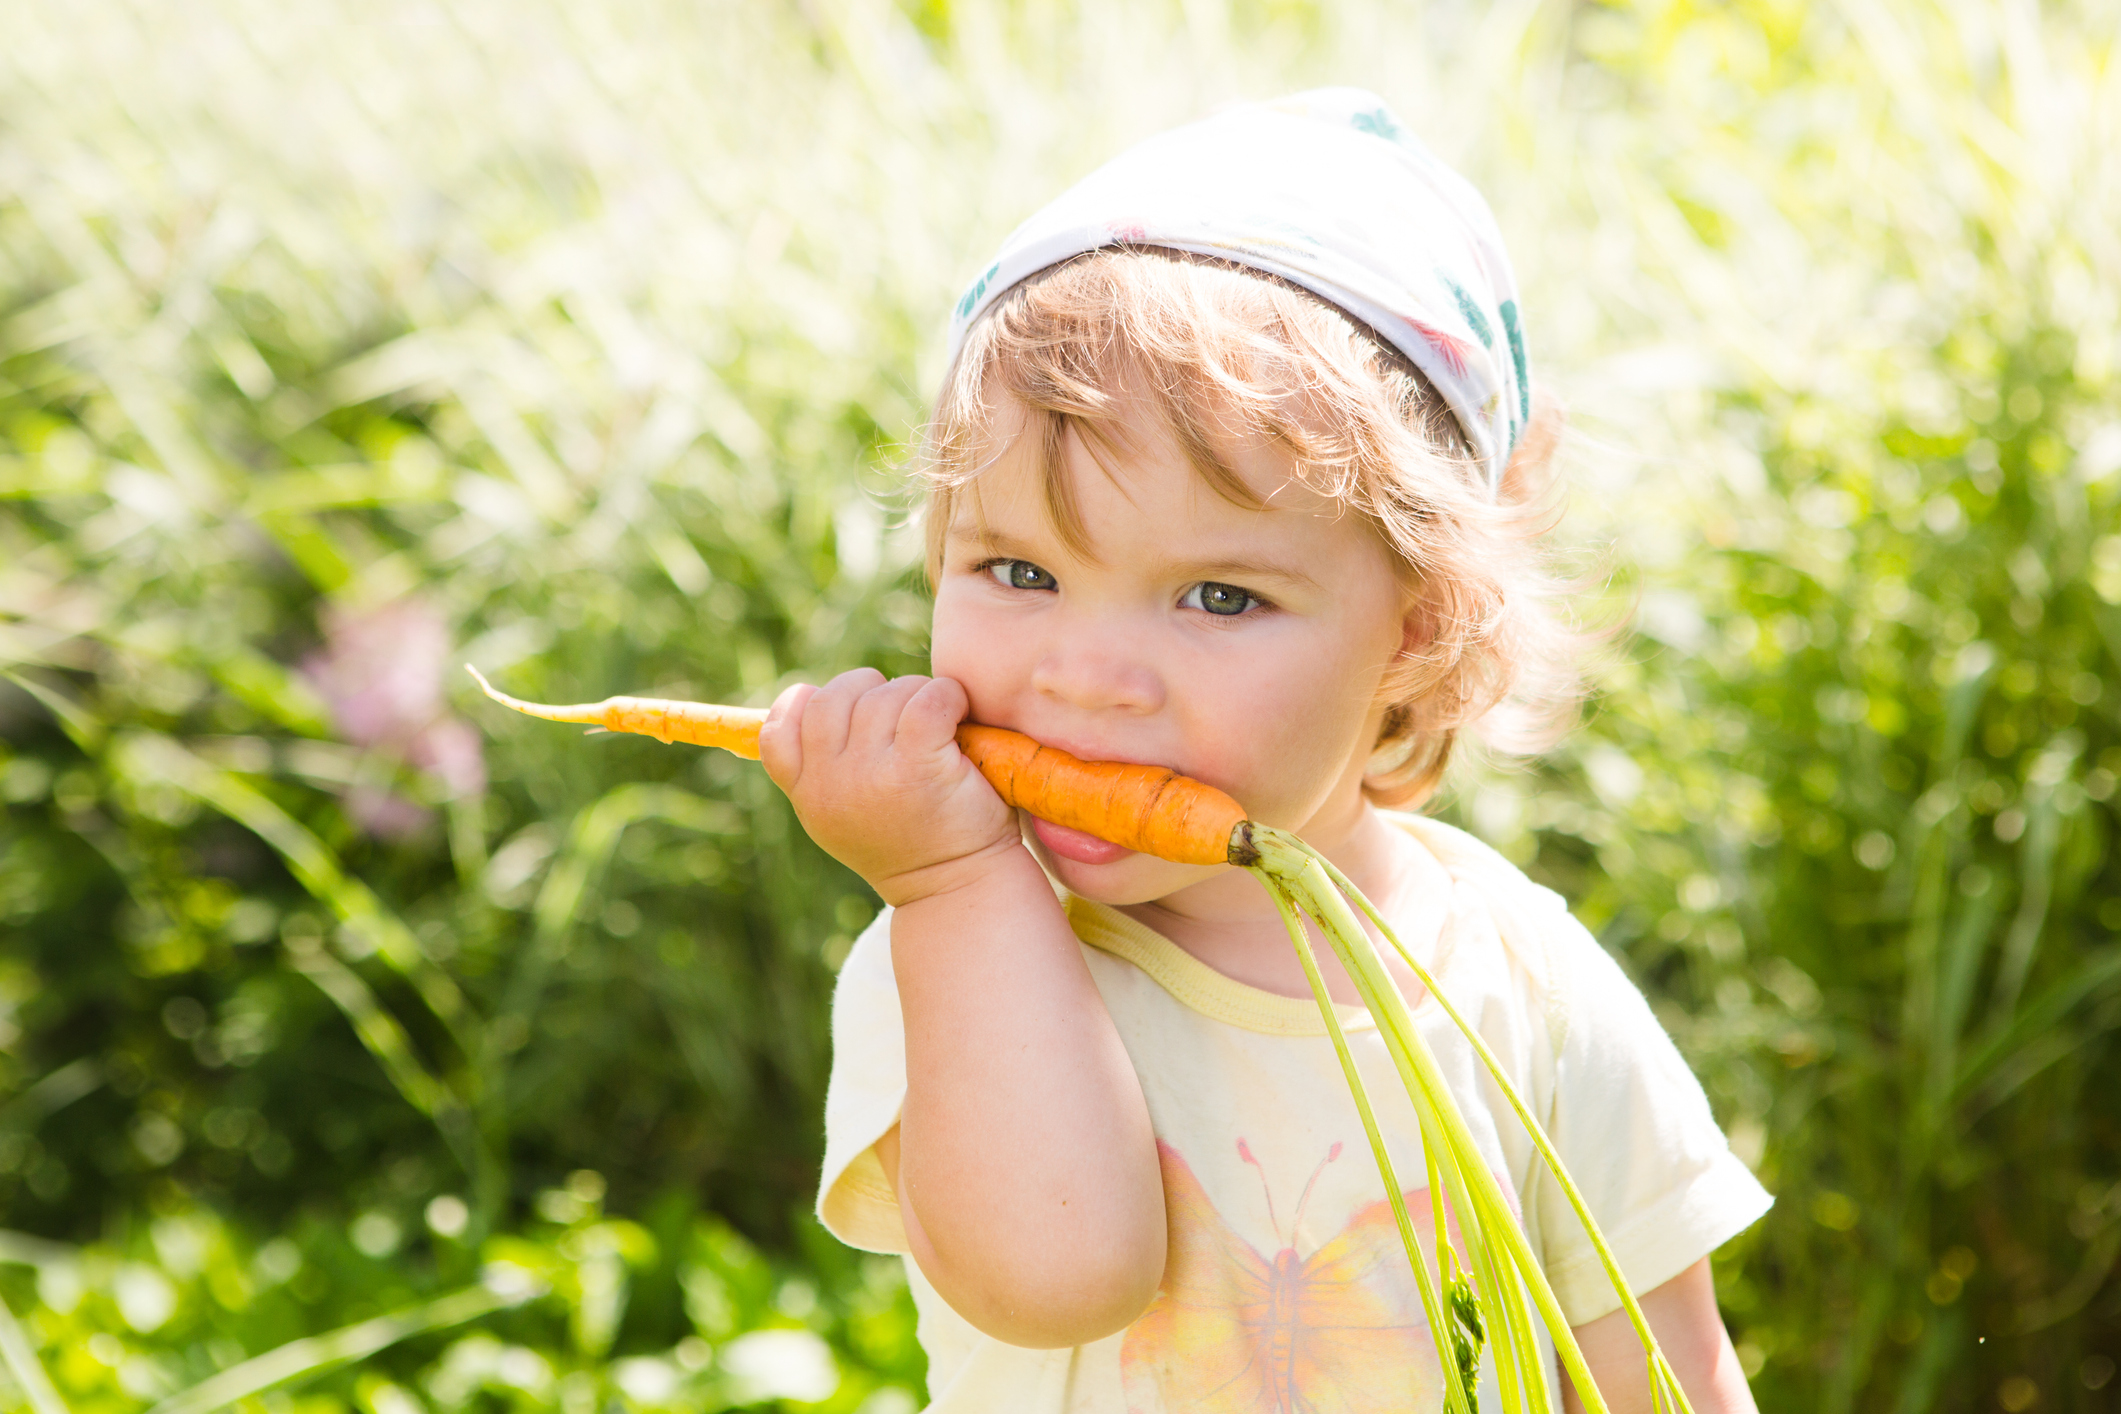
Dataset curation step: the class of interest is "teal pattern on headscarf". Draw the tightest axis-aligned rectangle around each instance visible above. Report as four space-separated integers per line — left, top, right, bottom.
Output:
955 261 1000 322
1446 276 1494 351
1500 300 1529 429
1348 105 1412 147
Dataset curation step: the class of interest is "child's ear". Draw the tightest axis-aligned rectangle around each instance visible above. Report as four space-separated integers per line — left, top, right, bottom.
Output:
1396 590 1439 660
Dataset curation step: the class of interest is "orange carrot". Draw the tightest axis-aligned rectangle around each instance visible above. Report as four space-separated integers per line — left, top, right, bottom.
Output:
467 667 1251 865
466 665 768 759
953 725 1248 867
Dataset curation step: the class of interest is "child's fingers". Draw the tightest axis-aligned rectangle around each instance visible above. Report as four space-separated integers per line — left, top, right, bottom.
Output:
847 674 932 753
801 667 887 760
896 675 972 755
758 680 817 790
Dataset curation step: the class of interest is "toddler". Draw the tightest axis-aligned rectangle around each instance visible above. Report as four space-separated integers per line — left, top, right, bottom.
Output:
760 90 1770 1413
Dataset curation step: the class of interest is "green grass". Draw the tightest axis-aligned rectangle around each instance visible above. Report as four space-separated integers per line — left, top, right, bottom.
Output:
1 0 2117 1408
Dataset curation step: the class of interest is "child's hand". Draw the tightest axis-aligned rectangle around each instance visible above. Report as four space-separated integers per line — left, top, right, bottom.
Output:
759 669 1020 907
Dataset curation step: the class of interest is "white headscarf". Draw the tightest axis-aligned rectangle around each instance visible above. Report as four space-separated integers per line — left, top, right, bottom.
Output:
945 88 1531 496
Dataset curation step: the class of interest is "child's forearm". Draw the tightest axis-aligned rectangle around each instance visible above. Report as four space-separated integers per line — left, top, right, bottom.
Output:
756 668 1165 1341
1561 1259 1758 1414
887 842 1167 1348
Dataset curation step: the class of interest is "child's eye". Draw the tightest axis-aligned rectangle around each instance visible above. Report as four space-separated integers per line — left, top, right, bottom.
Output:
985 559 1057 592
1180 581 1260 617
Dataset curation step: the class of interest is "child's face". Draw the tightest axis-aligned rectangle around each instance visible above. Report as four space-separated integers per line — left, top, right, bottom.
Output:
930 396 1413 906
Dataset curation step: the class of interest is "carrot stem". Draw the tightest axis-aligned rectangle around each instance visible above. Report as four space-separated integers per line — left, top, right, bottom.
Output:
1247 829 1598 1411
1255 830 1720 1414
1263 879 1478 1414
1299 845 1698 1412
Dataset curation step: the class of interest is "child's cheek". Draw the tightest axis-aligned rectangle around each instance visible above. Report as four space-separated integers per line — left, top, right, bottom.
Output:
1169 691 1298 810
1194 626 1387 819
928 588 1022 717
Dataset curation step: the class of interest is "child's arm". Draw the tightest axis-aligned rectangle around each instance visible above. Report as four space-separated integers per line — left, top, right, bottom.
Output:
762 668 1167 1348
1562 1258 1758 1414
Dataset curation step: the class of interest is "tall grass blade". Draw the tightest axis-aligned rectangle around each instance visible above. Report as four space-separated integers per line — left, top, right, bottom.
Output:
114 733 476 1053
0 1287 67 1414
143 1282 530 1414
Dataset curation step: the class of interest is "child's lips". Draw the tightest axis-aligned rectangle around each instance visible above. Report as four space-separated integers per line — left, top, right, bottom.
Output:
1029 815 1136 866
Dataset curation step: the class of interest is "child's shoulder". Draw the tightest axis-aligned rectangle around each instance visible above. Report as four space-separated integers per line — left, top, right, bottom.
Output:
1383 809 1581 957
1385 810 1561 898
1381 810 1647 1056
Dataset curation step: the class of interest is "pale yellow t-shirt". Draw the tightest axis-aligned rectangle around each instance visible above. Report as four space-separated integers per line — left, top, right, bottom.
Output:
818 814 1771 1412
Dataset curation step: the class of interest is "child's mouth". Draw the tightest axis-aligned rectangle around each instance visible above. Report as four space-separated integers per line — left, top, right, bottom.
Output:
1029 815 1136 866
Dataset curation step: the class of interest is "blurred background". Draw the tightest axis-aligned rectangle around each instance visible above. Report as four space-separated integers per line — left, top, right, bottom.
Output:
1 0 2117 1408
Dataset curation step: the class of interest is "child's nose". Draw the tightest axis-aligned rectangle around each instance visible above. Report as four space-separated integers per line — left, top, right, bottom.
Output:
1030 638 1166 716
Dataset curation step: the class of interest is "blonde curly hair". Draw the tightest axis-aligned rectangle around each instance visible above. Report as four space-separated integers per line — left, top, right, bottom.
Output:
917 247 1580 808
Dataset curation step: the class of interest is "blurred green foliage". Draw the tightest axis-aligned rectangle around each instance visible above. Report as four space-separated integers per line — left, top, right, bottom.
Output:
0 1176 921 1412
0 0 2116 1410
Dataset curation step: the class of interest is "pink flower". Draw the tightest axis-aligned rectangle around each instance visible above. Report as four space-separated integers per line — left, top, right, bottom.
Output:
305 600 451 751
408 717 486 798
344 785 434 842
303 599 486 835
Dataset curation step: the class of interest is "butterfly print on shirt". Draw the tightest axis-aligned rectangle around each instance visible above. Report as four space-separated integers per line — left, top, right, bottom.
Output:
1120 1138 1451 1414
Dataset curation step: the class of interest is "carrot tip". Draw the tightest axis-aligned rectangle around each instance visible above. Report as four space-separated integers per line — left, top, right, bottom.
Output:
463 663 609 726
